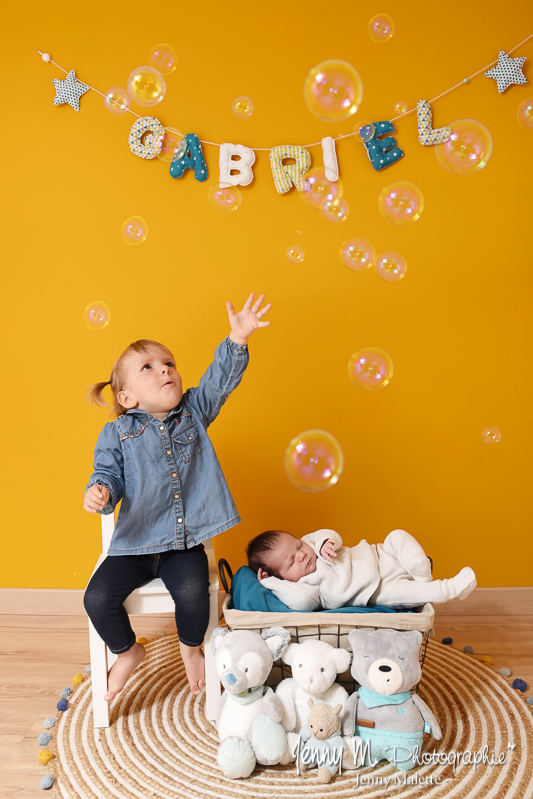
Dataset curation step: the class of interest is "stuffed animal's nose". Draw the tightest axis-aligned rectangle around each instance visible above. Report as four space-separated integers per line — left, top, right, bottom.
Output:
379 665 392 672
226 673 237 685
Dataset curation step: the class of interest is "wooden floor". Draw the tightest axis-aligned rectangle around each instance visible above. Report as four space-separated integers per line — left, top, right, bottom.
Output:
1 606 532 798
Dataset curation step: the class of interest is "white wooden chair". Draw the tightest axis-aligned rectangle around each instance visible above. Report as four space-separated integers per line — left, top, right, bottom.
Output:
87 513 221 727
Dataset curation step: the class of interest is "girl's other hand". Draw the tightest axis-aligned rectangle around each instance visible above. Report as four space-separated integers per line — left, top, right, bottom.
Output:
83 485 110 513
227 292 272 345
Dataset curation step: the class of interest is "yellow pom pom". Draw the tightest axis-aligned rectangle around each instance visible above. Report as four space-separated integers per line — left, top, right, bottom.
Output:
72 673 83 684
480 656 494 665
137 637 148 644
38 749 54 765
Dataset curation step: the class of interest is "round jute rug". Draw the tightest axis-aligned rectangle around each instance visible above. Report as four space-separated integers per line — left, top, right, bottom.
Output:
49 635 533 799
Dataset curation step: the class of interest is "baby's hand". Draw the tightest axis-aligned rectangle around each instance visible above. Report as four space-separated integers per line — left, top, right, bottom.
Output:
320 538 337 563
84 485 110 513
257 567 270 582
227 292 272 345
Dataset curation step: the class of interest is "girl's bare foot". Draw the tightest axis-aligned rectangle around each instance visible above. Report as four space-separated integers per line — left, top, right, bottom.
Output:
104 642 145 702
179 642 205 695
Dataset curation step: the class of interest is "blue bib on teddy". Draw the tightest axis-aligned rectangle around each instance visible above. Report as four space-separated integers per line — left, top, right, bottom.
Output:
358 686 412 708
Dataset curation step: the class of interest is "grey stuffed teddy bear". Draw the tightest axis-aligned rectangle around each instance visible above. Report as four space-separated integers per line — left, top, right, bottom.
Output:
341 629 442 771
297 698 346 783
212 626 292 779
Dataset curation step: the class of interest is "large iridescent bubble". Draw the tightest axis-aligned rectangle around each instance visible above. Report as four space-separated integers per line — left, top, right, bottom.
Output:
304 60 363 122
300 167 343 210
284 430 344 492
517 97 533 129
103 87 130 115
127 66 166 107
435 119 492 175
149 43 177 75
378 181 424 225
348 347 393 390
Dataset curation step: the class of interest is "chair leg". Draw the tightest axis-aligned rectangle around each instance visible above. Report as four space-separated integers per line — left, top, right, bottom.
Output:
88 619 115 728
204 586 221 721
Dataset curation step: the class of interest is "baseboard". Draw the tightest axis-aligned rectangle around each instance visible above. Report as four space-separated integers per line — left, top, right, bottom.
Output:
0 586 531 617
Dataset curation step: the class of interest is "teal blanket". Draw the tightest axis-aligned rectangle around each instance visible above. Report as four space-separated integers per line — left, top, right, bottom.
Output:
230 566 407 614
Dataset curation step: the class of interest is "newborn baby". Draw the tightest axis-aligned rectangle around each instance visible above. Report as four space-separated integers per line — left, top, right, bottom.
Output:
246 528 477 611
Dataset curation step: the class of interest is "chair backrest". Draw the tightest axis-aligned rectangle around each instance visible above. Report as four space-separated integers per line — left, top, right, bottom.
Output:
100 513 212 555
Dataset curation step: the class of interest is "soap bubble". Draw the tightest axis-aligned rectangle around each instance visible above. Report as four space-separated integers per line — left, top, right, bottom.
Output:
231 96 254 118
348 347 393 390
394 101 408 114
103 87 130 115
353 121 375 142
208 185 242 212
340 238 375 271
374 251 407 281
368 13 395 42
286 245 305 263
379 181 424 225
321 197 349 224
517 97 533 129
284 429 344 492
300 167 343 210
121 216 148 245
482 427 501 444
157 127 184 161
149 43 177 75
304 60 363 122
83 301 110 330
435 119 492 175
127 66 166 107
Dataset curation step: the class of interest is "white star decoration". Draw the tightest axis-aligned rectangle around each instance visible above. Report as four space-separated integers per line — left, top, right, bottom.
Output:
52 69 90 111
485 50 527 93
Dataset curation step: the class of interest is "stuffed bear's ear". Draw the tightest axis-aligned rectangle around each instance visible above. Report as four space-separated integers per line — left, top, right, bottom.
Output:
281 642 299 666
348 628 370 651
262 626 292 660
333 703 343 716
334 646 352 673
211 626 230 653
308 698 315 710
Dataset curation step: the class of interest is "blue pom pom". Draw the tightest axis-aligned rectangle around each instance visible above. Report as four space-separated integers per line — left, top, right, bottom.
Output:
463 645 474 654
40 775 55 790
442 637 453 645
60 687 72 698
43 717 57 729
37 733 52 746
512 679 527 692
57 698 68 712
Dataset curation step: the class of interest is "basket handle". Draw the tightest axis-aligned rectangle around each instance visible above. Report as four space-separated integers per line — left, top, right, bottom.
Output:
218 558 233 595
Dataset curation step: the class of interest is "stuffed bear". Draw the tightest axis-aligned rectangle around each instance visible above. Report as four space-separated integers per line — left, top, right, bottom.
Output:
275 639 351 763
297 699 346 783
341 628 442 772
212 626 291 779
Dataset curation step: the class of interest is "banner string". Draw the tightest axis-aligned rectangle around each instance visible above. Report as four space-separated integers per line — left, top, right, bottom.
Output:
37 32 533 152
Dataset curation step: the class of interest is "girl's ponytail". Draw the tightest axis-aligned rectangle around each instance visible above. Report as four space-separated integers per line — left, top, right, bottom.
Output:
86 380 112 409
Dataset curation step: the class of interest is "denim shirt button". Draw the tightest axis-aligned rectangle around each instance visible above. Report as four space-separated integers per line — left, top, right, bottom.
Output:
172 473 177 478
174 494 180 499
166 450 172 455
159 426 165 431
177 517 183 523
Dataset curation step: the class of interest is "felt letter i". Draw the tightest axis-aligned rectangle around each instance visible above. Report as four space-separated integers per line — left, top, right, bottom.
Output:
169 134 208 181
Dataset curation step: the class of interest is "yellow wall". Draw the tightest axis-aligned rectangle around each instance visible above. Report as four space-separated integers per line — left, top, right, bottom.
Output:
2 1 532 589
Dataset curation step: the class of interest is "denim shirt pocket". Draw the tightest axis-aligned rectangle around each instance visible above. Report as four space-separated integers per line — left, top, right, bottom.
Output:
171 423 203 463
119 418 149 442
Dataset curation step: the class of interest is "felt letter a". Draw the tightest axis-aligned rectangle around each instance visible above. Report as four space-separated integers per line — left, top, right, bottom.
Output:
270 145 311 194
363 121 404 171
169 134 208 181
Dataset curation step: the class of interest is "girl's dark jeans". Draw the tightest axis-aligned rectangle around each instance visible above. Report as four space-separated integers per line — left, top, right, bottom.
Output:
84 544 210 654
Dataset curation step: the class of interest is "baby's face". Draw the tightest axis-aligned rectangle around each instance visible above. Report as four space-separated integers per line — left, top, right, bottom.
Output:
266 532 317 582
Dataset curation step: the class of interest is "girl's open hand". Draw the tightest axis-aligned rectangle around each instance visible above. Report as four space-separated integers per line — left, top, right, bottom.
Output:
84 485 110 513
320 538 337 563
227 292 272 345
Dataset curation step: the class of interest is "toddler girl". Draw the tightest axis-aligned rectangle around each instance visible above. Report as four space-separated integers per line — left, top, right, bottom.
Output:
247 528 477 610
84 293 271 701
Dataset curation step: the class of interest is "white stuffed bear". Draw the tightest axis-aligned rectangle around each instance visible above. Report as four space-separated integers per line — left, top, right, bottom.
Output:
275 639 351 763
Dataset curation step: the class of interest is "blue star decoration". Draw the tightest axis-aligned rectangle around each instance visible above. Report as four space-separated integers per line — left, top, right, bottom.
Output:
485 50 527 93
52 69 90 112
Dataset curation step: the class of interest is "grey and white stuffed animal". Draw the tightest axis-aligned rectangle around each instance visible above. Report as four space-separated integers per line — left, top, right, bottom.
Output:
341 629 442 772
212 626 291 779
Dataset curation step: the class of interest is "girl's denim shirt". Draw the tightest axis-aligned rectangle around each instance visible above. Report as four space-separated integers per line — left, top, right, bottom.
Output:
86 337 249 555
